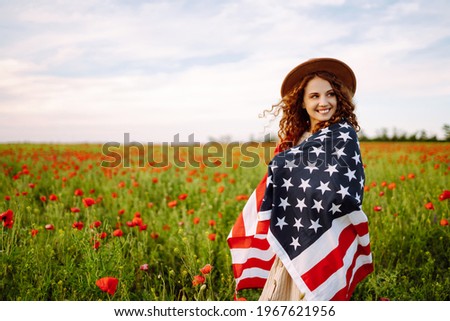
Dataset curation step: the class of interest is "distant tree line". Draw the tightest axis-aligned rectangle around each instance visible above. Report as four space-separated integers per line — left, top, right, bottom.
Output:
358 124 450 142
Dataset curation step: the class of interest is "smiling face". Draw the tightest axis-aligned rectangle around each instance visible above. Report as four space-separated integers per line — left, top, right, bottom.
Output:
302 76 337 129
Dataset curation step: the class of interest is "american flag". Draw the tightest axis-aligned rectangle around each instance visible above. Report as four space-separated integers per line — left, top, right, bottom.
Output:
227 121 373 300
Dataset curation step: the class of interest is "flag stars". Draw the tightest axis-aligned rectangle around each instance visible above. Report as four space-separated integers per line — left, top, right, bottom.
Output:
320 127 331 135
298 178 311 192
312 199 324 212
305 162 319 174
316 181 331 194
329 203 342 215
276 216 289 230
293 217 304 231
325 164 339 176
309 219 322 233
278 197 291 210
359 177 365 189
310 146 325 157
344 168 357 181
288 146 302 155
295 198 307 212
290 237 301 251
352 152 361 165
266 175 273 187
338 131 352 142
284 159 297 172
282 178 294 191
332 147 347 159
337 184 350 199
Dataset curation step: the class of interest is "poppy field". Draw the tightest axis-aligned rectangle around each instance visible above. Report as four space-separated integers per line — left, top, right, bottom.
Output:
0 141 449 301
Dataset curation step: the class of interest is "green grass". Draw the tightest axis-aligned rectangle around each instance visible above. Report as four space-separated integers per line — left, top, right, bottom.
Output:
0 142 448 300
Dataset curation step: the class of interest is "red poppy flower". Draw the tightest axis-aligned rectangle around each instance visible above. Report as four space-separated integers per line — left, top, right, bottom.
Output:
72 221 84 230
373 206 382 212
40 196 47 202
192 275 205 286
93 241 100 250
208 220 216 227
98 232 108 239
150 232 159 239
200 264 212 275
162 224 170 231
167 200 177 208
82 197 96 207
132 216 143 226
74 188 84 196
45 224 54 230
193 217 200 225
235 194 249 201
118 181 125 188
439 190 450 201
425 202 434 210
440 219 449 226
71 207 80 213
178 193 188 200
208 233 216 241
140 263 149 271
90 221 102 228
96 277 119 295
31 228 39 237
49 194 58 201
0 209 14 228
118 209 125 215
4 195 11 201
112 229 123 237
28 183 35 188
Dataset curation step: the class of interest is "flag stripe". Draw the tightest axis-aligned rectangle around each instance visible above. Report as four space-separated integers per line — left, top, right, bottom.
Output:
301 221 370 291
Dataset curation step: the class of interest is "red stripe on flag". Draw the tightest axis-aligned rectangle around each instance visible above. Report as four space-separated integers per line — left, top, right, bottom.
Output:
227 235 272 250
301 222 370 291
233 256 276 279
236 277 268 290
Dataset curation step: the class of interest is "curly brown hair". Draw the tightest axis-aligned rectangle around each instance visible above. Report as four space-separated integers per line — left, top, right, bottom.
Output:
263 71 360 151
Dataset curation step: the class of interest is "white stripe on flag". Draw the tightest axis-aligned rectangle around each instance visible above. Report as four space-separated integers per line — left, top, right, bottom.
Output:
236 267 270 283
241 190 258 236
230 247 275 264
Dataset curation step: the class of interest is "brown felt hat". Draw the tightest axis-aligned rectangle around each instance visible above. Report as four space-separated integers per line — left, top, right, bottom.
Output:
280 57 357 98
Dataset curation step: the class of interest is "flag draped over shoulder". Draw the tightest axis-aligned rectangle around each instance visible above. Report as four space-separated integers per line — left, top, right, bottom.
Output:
227 121 373 300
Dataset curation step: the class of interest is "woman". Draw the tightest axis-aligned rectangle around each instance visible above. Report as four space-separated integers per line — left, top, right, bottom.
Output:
228 58 373 301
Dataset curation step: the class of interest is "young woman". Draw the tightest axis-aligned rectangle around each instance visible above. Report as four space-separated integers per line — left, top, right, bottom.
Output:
228 58 373 301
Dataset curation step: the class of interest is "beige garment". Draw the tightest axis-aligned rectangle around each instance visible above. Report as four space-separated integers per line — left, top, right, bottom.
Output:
259 257 305 301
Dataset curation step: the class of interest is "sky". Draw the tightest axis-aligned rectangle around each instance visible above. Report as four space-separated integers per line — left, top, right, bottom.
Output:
0 0 449 144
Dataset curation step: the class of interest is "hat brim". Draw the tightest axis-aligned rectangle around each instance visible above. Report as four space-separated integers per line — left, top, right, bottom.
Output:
280 58 356 98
